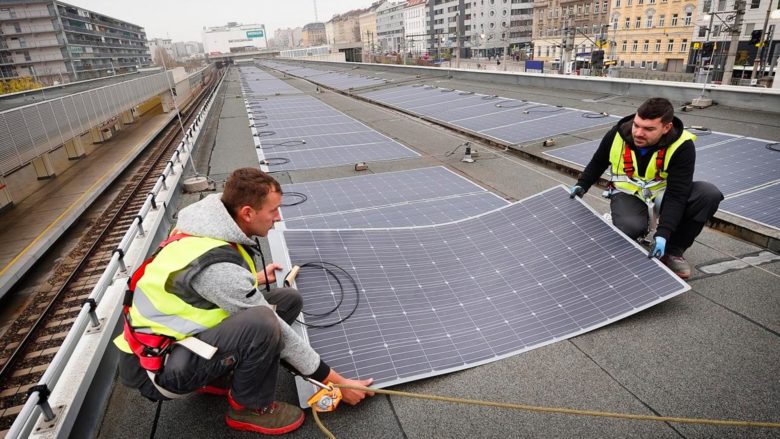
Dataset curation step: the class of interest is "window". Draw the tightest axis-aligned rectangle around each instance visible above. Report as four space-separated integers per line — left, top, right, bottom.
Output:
667 39 674 51
680 39 688 52
646 16 653 27
13 22 21 33
652 60 658 69
658 15 665 26
627 0 632 5
750 0 760 8
671 13 678 26
612 17 619 30
655 39 661 51
684 12 692 25
643 40 649 51
641 60 646 68
638 0 643 4
630 60 635 67
632 40 638 51
624 17 630 28
595 3 600 13
622 40 627 51
615 0 621 7
635 16 641 28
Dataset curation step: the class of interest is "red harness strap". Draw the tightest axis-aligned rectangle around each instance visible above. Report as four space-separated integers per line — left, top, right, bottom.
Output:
122 233 192 373
622 143 668 180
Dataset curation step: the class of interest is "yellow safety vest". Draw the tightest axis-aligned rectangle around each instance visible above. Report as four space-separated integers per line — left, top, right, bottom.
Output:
608 129 695 202
114 236 257 353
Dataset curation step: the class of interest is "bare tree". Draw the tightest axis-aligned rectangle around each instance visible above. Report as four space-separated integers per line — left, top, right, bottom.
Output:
153 47 177 68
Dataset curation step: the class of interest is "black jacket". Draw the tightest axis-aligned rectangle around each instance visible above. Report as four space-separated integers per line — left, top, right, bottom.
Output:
576 114 696 240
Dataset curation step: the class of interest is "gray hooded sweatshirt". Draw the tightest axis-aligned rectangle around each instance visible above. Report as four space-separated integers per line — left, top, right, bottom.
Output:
176 193 322 377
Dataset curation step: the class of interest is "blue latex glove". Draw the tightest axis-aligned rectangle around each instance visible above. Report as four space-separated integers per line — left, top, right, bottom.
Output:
569 185 584 199
648 236 666 259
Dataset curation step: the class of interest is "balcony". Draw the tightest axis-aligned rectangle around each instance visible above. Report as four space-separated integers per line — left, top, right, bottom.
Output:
0 9 53 21
3 38 63 50
2 22 59 35
59 11 143 38
0 53 65 65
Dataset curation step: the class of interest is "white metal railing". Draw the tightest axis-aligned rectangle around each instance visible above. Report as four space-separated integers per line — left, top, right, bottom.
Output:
5 66 227 439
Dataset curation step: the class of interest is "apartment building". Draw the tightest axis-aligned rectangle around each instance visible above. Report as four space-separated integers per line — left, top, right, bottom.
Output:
302 22 327 47
0 0 150 83
404 0 428 53
472 0 534 57
532 0 611 65
377 0 406 52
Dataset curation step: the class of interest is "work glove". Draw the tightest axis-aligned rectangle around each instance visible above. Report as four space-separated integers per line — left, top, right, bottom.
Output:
569 185 585 199
648 236 666 259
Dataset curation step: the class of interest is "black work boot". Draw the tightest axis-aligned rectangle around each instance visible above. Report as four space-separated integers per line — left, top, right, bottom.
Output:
225 391 304 435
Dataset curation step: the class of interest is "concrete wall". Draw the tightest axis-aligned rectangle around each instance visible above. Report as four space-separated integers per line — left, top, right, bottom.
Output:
294 60 780 113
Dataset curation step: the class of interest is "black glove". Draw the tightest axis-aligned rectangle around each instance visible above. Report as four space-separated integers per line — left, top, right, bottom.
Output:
569 185 585 199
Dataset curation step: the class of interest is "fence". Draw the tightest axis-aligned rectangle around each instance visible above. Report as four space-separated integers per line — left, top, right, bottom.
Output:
0 71 171 175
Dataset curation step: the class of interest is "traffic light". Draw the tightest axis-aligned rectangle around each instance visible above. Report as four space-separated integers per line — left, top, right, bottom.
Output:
591 50 604 69
749 30 763 46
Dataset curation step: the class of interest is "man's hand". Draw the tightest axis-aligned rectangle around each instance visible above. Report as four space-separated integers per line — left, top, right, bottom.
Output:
325 370 374 406
259 263 283 284
648 236 666 259
569 185 585 199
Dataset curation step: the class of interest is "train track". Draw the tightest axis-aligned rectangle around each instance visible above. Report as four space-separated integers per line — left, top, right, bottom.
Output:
0 68 222 431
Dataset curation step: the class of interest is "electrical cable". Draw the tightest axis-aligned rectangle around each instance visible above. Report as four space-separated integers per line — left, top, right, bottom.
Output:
259 157 290 166
765 142 779 152
255 139 306 149
281 191 307 207
444 141 470 157
581 112 610 118
459 91 475 95
687 126 712 135
441 88 455 92
295 261 360 328
523 105 565 114
254 130 276 137
481 95 499 100
494 100 528 108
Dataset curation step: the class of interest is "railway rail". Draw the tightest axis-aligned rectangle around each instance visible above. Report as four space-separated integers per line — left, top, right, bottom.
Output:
0 68 222 432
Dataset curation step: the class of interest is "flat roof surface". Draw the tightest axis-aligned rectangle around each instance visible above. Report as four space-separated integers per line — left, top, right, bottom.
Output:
98 64 780 439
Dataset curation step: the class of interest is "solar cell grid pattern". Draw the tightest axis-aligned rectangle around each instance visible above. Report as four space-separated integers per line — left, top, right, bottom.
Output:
239 91 419 171
260 61 387 90
360 85 615 145
281 167 508 229
719 183 780 230
285 187 688 388
237 66 302 96
543 133 780 196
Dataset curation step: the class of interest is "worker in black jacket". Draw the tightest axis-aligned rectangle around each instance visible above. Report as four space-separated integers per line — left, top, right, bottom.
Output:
570 97 723 279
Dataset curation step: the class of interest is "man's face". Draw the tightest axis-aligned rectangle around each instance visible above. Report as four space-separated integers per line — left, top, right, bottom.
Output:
631 114 672 148
246 190 282 237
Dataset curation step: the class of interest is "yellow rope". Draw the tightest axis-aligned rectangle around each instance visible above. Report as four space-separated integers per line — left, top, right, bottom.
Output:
311 409 336 439
328 384 780 429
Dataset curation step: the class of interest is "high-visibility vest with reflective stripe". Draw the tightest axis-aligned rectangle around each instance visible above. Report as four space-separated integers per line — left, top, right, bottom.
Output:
114 236 257 353
608 129 695 201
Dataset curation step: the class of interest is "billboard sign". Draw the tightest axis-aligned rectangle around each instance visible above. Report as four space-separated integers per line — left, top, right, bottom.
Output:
246 29 264 39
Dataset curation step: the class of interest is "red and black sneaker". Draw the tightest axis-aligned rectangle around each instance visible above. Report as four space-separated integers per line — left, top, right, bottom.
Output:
225 391 304 435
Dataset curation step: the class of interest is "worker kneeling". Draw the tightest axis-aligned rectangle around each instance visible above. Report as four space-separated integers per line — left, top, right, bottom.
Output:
114 168 373 435
570 97 723 279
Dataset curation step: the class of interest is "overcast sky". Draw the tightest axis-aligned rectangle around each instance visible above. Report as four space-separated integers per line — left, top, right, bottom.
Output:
68 0 372 42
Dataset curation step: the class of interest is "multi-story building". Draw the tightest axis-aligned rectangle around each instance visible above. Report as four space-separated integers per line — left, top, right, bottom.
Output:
473 0 534 57
0 0 150 83
425 0 472 57
359 2 383 58
327 9 363 45
148 37 173 64
690 0 780 82
532 0 611 66
302 22 327 47
273 27 303 49
607 0 697 71
377 0 406 53
202 22 268 55
404 0 428 54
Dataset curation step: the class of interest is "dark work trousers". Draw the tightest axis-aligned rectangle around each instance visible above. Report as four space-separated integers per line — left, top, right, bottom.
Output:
153 287 303 409
610 181 723 255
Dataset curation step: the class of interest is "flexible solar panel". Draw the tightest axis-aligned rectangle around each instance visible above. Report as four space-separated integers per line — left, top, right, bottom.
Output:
719 183 780 230
239 91 419 171
544 134 780 196
238 66 302 96
280 167 508 229
361 84 615 145
270 186 690 405
260 61 388 90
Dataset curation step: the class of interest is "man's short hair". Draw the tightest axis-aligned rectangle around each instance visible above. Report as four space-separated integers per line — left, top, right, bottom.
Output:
222 168 282 218
636 97 674 124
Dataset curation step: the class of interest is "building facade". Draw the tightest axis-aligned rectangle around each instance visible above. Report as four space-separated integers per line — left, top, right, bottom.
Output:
532 0 611 65
404 0 428 54
473 0 534 57
302 22 327 47
607 0 697 71
359 3 382 59
273 27 303 49
327 9 363 45
377 0 406 53
0 0 150 83
202 22 268 55
148 37 173 64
